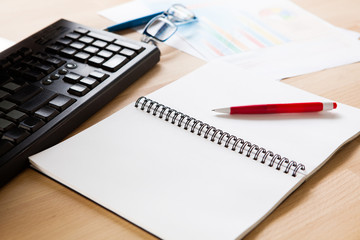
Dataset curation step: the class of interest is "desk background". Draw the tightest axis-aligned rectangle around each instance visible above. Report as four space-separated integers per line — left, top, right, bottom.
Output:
1 0 360 239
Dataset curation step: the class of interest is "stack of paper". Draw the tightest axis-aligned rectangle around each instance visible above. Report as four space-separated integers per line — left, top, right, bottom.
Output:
99 0 360 79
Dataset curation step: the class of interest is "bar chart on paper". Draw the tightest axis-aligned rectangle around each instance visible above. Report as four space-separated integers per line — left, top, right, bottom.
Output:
183 11 290 59
100 0 360 79
142 0 342 61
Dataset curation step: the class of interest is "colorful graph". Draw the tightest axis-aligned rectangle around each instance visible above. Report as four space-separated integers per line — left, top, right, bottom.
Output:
143 0 300 61
178 9 290 59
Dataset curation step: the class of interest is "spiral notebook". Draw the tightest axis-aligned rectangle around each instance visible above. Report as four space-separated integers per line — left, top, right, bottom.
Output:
29 62 360 240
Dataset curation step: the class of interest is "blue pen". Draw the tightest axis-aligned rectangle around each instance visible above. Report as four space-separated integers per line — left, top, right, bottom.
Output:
105 11 163 32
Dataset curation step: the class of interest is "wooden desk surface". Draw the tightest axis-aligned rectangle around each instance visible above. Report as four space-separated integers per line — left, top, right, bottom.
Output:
1 0 360 239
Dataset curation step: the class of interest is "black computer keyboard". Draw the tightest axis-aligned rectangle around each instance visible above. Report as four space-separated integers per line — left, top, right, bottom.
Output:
0 19 160 186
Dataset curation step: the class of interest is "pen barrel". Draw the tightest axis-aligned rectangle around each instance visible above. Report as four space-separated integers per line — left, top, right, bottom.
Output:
107 11 163 32
230 102 332 114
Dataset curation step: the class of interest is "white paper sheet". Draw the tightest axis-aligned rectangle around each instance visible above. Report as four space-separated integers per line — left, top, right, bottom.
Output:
30 62 360 240
99 0 360 79
220 31 360 80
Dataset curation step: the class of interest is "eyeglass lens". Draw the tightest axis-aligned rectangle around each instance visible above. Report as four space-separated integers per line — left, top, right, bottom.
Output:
165 4 197 24
142 4 197 43
145 17 177 42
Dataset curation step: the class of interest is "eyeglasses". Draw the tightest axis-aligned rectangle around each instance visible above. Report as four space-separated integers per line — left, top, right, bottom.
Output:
141 4 197 43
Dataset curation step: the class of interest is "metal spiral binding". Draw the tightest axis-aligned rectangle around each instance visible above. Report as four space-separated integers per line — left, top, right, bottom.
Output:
135 96 306 177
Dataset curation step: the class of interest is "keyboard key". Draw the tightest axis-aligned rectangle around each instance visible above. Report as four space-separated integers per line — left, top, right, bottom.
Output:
6 110 28 123
33 52 49 61
8 85 43 104
35 106 59 121
70 41 86 50
115 40 144 52
84 46 100 54
106 44 121 52
50 73 60 80
19 117 45 132
18 47 33 57
58 68 69 75
7 53 23 63
0 100 17 112
63 72 82 84
66 32 81 40
41 79 53 85
23 68 45 81
68 84 90 96
97 50 113 59
119 48 136 58
92 40 108 48
49 94 76 111
60 47 77 57
88 71 109 82
2 128 30 144
79 36 94 44
74 27 89 35
65 63 77 69
88 56 105 67
79 77 99 89
22 58 38 67
74 52 91 63
46 43 63 53
0 90 10 100
9 64 27 76
46 57 65 68
57 38 72 45
19 89 57 114
87 31 115 43
2 82 22 93
0 139 14 156
33 62 55 74
0 118 15 132
102 55 127 72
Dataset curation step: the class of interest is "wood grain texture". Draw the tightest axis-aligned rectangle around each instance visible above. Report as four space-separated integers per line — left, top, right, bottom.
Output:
0 0 359 239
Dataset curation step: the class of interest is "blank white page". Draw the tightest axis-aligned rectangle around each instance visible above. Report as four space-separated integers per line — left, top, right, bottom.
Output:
30 62 360 240
30 104 303 240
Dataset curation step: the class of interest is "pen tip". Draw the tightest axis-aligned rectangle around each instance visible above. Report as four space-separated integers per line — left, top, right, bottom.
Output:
212 108 230 114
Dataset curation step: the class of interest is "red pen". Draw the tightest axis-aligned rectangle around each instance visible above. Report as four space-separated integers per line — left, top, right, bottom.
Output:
212 102 337 114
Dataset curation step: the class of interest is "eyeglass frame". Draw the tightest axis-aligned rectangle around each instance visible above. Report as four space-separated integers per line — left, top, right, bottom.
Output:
141 4 197 43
